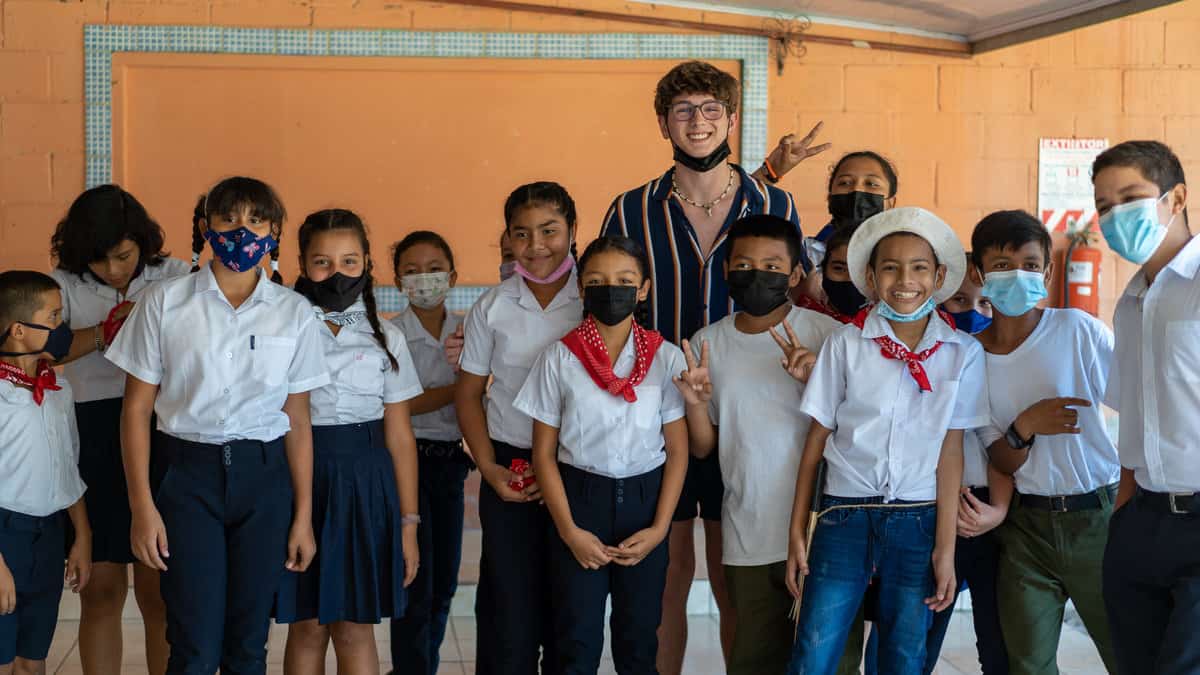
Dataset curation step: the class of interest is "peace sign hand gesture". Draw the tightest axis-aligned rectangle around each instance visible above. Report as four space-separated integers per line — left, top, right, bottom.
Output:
672 339 713 407
767 122 833 178
769 322 817 383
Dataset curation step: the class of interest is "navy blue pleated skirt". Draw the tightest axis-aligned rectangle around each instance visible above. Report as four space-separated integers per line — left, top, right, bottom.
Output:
274 420 407 625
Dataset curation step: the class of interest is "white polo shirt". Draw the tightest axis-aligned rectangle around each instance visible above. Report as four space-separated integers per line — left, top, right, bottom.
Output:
391 308 465 442
979 308 1118 497
692 306 842 566
460 273 581 449
309 300 423 426
513 334 686 479
106 265 330 445
1108 234 1200 493
53 258 191 403
0 378 87 517
799 308 989 502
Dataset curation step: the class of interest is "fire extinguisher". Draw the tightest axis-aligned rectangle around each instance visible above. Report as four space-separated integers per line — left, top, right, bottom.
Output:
1060 228 1102 317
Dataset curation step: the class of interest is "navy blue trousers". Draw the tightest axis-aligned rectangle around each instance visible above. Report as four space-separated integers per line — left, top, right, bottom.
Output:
0 508 66 665
550 463 668 675
391 440 471 674
157 435 293 675
475 441 557 675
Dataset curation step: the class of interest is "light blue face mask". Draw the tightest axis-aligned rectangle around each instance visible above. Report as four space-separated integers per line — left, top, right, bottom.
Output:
982 269 1048 317
876 297 936 323
1099 193 1174 265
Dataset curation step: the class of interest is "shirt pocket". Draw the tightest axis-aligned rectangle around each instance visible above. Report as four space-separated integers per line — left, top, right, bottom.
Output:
250 336 296 387
915 379 960 436
632 384 662 429
1165 321 1200 382
342 350 388 397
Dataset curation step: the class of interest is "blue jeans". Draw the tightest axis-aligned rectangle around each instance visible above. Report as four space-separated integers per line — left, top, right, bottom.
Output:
788 496 937 675
390 444 471 675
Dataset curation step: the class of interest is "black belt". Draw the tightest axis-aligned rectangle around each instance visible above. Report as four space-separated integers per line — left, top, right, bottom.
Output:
1019 484 1117 512
1136 488 1200 515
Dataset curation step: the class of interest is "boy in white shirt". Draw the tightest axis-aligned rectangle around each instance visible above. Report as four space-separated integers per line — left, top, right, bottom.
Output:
1093 140 1200 673
673 214 841 674
785 208 988 673
970 210 1118 673
0 271 92 675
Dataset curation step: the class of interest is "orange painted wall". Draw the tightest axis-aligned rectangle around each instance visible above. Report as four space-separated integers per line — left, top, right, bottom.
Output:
3 0 1200 318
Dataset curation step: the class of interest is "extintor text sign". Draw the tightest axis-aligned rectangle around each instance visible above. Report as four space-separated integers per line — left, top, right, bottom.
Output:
1037 137 1109 233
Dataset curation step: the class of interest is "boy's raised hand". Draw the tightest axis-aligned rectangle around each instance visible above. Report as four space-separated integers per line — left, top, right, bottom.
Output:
1014 397 1092 439
768 122 832 178
769 322 817 382
0 556 15 615
672 339 713 406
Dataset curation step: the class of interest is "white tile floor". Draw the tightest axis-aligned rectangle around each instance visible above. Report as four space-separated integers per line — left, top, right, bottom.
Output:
41 602 1107 674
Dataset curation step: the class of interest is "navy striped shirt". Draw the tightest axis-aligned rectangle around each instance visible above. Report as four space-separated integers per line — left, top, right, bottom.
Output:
600 165 803 344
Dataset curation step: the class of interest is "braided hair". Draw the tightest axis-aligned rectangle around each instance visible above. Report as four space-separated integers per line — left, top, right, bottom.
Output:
503 181 579 260
190 194 205 273
196 177 287 283
298 209 400 371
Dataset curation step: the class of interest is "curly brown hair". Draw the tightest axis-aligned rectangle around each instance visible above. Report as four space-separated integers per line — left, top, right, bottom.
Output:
653 61 739 117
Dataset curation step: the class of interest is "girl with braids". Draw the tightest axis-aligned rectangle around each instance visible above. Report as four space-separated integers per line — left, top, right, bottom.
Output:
277 209 422 675
48 185 188 675
456 181 582 673
105 176 328 674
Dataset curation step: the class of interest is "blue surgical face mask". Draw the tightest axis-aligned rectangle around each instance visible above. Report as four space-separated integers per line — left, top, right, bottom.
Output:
982 269 1048 317
945 308 992 334
876 297 936 323
204 226 276 274
1099 193 1174 265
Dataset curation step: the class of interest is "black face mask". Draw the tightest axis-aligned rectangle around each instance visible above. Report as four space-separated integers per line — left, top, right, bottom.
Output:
672 139 732 173
727 269 790 317
293 272 368 313
0 321 73 362
822 277 868 317
828 191 886 229
584 285 639 326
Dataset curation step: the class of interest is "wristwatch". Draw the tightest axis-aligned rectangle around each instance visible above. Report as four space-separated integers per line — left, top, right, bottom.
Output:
1005 423 1034 449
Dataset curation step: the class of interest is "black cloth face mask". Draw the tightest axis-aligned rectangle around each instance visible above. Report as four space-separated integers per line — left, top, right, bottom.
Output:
672 138 732 174
822 277 868 317
584 285 639 326
293 272 368 313
0 321 73 362
727 269 790 317
828 191 886 229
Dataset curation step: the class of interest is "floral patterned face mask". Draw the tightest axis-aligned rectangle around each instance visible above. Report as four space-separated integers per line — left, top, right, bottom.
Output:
401 271 451 309
203 226 276 273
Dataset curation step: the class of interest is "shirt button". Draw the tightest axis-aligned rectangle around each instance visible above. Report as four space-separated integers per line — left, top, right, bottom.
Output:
224 388 230 394
226 351 234 359
218 419 225 426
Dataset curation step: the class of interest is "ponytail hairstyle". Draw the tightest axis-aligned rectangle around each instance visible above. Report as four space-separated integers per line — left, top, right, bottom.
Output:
51 184 168 277
503 181 579 260
190 194 205 273
576 235 653 329
298 208 399 371
197 176 287 283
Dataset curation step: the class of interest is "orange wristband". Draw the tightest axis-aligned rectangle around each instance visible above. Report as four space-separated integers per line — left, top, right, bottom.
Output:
762 158 779 182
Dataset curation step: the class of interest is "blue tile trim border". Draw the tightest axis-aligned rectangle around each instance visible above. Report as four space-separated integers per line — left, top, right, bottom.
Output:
84 25 769 187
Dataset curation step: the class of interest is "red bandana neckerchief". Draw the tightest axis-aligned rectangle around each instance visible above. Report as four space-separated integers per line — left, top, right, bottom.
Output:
561 316 664 403
852 306 954 393
0 360 61 405
102 301 134 345
794 294 852 324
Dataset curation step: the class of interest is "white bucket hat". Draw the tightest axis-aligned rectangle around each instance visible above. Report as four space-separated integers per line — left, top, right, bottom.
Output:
846 207 965 306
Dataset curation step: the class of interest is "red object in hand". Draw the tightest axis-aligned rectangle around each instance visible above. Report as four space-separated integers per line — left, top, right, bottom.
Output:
102 301 134 345
508 458 537 492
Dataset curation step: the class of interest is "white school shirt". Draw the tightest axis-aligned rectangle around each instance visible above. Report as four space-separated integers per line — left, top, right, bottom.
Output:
691 307 842 566
976 309 1118 497
0 378 87 517
309 300 423 426
962 429 989 489
52 259 191 403
391 308 465 441
1108 234 1200 493
799 308 990 502
105 265 330 444
513 333 687 479
460 272 582 449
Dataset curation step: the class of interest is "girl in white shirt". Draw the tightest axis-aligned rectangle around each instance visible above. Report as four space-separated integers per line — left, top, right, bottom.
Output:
48 185 189 675
276 209 422 675
387 231 472 675
515 235 688 674
456 181 582 673
106 176 329 674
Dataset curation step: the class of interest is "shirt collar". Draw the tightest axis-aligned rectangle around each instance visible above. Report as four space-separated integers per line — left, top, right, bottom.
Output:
0 378 35 405
195 263 280 307
859 305 963 351
400 306 453 346
1122 234 1200 297
502 268 580 311
649 163 763 211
